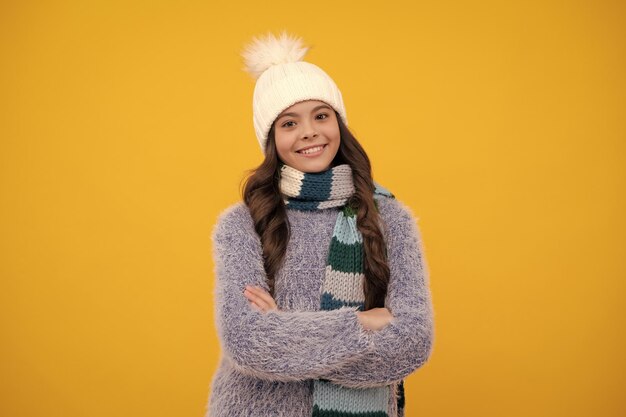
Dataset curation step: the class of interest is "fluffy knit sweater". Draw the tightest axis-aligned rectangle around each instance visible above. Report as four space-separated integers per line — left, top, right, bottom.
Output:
206 196 434 417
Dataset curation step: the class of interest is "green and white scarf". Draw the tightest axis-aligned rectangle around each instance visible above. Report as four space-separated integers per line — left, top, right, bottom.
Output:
278 162 405 417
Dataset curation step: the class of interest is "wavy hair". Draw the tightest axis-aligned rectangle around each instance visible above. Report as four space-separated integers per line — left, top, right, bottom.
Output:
240 112 389 310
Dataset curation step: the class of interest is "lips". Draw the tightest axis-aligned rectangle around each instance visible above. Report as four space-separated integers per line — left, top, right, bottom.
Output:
296 144 327 153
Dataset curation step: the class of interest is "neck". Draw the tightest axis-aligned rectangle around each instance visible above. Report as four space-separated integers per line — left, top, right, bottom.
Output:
279 162 355 211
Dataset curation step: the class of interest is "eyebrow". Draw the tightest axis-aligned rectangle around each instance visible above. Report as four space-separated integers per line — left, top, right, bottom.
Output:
276 104 332 121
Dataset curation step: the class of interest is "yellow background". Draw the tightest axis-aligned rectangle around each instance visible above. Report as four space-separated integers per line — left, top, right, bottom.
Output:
1 1 624 416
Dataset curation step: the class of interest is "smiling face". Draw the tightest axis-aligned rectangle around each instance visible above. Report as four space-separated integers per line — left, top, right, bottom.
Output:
272 99 341 173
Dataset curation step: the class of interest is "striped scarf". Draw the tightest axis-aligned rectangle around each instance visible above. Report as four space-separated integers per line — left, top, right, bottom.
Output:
278 162 405 417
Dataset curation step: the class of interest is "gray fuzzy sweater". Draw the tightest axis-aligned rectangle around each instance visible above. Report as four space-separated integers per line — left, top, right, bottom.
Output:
206 196 434 417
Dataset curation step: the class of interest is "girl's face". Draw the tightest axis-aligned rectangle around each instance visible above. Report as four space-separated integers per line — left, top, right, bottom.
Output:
273 99 340 173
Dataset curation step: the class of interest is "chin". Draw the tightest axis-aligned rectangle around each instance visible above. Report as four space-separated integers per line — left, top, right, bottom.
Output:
295 159 332 173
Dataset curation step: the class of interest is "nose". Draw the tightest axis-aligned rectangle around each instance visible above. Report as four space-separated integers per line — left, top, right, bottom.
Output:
300 119 318 139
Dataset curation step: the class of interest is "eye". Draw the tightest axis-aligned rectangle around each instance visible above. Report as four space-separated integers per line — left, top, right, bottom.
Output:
281 120 295 128
316 113 329 120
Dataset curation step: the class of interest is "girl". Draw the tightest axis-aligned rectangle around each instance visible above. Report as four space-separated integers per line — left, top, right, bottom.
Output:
206 31 434 417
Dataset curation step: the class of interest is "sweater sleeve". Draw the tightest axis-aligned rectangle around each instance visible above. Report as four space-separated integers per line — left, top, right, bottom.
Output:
211 202 373 382
317 198 435 388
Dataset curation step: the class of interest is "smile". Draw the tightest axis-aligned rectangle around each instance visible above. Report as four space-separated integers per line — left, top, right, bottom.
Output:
296 144 327 157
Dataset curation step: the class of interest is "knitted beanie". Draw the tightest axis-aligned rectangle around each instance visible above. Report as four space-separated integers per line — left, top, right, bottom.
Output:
240 30 348 153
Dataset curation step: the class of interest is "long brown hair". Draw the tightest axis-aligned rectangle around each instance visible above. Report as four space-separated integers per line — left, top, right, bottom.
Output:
240 112 390 310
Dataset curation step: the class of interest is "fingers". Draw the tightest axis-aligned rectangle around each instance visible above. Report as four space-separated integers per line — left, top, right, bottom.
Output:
246 294 274 312
249 300 263 312
243 286 270 309
243 285 277 311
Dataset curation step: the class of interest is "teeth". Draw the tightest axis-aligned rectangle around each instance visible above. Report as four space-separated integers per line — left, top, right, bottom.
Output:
300 145 324 154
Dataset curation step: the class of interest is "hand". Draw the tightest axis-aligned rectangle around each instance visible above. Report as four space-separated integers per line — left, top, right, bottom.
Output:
243 285 278 313
356 307 394 331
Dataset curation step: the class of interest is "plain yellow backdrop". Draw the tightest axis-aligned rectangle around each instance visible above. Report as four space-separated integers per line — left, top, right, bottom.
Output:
1 0 624 416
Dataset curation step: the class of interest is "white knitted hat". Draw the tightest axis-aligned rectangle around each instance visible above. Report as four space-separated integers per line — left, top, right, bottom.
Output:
241 31 348 153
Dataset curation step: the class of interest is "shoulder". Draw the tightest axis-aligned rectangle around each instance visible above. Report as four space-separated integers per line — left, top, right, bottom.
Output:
376 196 420 227
210 201 265 273
375 196 423 242
211 201 256 242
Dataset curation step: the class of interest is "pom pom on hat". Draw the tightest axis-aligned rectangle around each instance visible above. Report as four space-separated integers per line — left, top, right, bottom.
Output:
241 30 348 153
241 31 309 80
